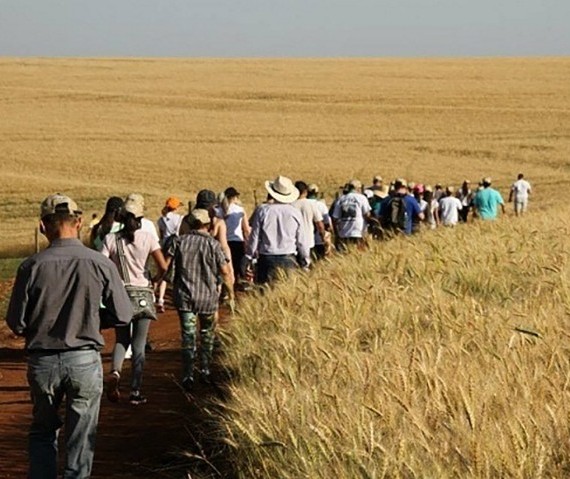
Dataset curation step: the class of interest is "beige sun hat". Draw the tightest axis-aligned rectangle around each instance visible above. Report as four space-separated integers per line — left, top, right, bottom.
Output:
264 175 300 204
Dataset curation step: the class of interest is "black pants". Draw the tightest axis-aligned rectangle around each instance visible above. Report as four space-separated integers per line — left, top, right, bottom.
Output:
312 244 326 260
336 237 364 253
228 241 245 281
256 254 297 284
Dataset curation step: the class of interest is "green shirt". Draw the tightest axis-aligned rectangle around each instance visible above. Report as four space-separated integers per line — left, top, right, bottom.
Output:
474 187 504 220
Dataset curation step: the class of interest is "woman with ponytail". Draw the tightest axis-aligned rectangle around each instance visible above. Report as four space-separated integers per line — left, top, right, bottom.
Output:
101 194 168 405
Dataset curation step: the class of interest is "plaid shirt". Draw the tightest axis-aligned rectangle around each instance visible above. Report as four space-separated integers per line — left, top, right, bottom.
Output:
166 231 227 315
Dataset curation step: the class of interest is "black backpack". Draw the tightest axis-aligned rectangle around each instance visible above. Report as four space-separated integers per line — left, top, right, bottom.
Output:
384 195 407 231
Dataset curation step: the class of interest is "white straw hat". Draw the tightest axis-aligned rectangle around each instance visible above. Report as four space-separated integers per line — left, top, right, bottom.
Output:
264 175 300 204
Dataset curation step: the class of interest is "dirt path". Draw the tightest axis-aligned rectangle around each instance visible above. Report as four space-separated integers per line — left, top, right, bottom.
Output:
0 295 233 479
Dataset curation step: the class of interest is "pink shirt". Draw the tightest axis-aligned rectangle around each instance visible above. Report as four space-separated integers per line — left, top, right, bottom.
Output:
101 230 161 287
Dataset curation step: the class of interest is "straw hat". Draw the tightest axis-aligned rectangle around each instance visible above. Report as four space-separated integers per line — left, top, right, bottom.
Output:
264 176 300 204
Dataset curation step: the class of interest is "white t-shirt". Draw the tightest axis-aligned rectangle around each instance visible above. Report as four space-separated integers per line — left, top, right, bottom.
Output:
141 218 160 243
439 196 463 226
293 198 324 249
310 199 331 246
512 179 531 201
157 212 182 246
101 230 161 287
215 203 246 242
331 192 371 239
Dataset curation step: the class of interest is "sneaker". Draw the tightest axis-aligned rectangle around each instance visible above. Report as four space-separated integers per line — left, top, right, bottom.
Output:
106 371 121 403
129 391 147 405
182 376 194 392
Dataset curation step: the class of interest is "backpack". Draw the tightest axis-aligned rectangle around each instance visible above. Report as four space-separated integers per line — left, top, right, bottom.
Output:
384 195 407 231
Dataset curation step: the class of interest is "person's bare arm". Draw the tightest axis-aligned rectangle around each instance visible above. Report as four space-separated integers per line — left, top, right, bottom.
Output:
220 262 235 312
151 249 168 283
315 220 325 237
241 211 251 242
220 263 234 296
214 220 232 261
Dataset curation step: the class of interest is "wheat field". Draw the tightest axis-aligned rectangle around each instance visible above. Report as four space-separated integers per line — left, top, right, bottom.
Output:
2 58 570 477
1 58 569 254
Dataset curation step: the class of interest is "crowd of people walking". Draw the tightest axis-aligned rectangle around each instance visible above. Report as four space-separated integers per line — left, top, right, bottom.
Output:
5 172 531 478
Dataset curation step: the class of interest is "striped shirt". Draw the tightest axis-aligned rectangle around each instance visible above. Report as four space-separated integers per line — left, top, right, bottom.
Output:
166 231 227 314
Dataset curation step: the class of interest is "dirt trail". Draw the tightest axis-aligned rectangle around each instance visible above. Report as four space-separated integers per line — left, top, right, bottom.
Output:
0 296 232 479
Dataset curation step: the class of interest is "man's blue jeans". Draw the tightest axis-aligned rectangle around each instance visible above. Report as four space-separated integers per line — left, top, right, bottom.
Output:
27 349 103 479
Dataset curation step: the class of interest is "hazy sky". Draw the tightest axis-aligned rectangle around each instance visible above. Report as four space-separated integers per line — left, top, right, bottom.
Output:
1 0 568 57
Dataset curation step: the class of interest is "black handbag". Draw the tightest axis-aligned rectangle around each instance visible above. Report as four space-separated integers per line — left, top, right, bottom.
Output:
117 235 157 321
99 304 122 330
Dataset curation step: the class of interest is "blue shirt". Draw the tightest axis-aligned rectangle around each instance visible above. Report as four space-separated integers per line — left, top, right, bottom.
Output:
474 187 504 220
379 194 421 235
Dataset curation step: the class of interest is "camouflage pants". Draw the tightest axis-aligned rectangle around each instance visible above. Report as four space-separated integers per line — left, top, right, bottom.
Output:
177 311 216 379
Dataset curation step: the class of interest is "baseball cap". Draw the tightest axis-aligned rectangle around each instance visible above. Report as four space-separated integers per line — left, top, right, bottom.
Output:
373 175 383 182
224 187 240 198
308 183 319 194
196 190 217 209
124 193 145 218
165 196 182 209
40 194 82 218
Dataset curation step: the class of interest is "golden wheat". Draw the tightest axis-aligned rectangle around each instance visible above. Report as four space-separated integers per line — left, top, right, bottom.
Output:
2 57 570 477
1 58 569 254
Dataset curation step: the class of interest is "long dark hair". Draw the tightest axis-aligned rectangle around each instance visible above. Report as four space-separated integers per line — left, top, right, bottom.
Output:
91 196 123 247
119 212 141 244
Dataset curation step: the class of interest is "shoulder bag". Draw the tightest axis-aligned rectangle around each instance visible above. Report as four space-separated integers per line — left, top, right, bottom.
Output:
116 234 158 321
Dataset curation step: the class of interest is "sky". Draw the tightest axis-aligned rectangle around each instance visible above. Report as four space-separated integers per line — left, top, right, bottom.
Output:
0 0 568 57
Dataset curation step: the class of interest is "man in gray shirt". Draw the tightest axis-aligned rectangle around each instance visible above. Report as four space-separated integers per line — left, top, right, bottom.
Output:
6 194 132 479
